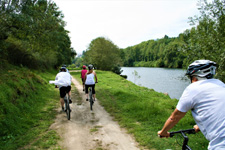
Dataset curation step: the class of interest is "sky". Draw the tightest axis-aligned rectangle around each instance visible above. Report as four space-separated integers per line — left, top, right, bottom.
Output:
53 0 200 55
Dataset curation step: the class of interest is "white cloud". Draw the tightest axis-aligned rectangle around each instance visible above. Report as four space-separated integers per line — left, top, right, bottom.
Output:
53 0 200 55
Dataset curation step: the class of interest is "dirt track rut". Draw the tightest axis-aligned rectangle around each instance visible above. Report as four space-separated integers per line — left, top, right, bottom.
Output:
50 77 142 150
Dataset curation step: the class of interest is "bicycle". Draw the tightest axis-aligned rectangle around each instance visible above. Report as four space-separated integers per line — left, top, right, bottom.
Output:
169 128 196 150
64 93 71 120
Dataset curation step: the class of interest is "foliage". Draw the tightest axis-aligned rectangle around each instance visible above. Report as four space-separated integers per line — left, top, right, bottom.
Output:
71 71 208 150
0 65 61 149
122 35 186 69
83 37 123 73
72 55 86 68
0 0 76 69
111 65 123 75
185 0 225 81
121 0 225 82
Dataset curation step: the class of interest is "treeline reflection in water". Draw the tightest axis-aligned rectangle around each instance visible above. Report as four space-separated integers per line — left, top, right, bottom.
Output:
121 67 190 99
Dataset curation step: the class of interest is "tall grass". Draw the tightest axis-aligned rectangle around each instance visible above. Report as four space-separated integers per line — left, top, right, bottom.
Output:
0 65 61 150
71 70 208 150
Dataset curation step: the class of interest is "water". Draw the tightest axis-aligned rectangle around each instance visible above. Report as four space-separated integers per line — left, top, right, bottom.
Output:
121 67 190 99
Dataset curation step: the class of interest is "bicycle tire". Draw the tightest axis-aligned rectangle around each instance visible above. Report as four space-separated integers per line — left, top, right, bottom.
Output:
89 87 93 110
64 95 71 120
66 99 70 120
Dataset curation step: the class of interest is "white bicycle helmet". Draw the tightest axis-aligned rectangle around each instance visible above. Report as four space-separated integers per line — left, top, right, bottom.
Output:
88 64 94 70
186 60 216 79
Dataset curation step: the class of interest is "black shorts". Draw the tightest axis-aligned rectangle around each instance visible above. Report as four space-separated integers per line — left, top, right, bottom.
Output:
85 84 95 94
59 86 71 98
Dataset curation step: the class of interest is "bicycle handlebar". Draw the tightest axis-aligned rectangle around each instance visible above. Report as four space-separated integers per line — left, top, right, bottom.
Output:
169 128 196 137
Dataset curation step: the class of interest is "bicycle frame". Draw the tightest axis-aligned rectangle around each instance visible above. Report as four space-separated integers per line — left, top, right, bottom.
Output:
170 129 195 150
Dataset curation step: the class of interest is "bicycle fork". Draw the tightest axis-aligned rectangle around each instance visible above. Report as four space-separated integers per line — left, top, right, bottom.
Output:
181 132 191 150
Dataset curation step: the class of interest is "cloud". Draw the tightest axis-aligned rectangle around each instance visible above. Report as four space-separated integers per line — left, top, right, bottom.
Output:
53 0 199 55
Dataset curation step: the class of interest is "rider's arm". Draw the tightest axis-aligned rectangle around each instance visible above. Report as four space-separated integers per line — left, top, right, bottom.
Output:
93 71 98 83
158 108 186 138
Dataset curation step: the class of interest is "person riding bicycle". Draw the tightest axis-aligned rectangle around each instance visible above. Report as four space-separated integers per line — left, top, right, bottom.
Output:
158 60 225 150
61 64 70 73
81 65 87 91
84 64 98 102
54 67 72 111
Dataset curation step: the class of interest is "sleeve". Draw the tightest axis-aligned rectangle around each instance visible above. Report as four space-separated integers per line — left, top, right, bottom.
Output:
176 87 194 113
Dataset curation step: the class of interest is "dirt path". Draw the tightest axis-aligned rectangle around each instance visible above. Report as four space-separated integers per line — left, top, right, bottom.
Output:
50 77 142 150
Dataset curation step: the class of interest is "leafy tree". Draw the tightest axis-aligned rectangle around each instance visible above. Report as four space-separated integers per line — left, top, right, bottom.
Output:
84 37 122 72
0 0 75 69
186 0 225 81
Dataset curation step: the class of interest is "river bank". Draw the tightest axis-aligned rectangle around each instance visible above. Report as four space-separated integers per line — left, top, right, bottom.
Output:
71 70 208 150
121 67 190 99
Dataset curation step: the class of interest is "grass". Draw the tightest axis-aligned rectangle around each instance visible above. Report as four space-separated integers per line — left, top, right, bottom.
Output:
0 65 62 150
71 70 208 150
90 126 103 133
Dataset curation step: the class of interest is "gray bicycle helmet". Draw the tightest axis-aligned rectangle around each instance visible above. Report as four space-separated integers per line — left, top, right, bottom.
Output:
186 60 216 79
88 64 94 70
59 67 67 72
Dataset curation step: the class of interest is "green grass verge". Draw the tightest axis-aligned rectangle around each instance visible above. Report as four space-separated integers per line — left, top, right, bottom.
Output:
71 70 208 150
0 65 62 150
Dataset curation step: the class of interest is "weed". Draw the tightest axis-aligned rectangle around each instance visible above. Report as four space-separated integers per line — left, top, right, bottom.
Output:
0 66 61 150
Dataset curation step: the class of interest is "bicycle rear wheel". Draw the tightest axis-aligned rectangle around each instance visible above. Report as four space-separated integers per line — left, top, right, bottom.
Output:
89 88 93 110
66 100 71 120
64 96 71 120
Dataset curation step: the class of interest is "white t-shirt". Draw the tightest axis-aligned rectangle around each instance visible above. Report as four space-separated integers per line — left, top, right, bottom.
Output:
54 72 72 87
85 73 95 85
177 79 225 150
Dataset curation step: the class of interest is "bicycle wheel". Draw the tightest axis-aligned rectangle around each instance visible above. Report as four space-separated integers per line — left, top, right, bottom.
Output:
64 95 71 120
66 98 71 120
89 88 93 110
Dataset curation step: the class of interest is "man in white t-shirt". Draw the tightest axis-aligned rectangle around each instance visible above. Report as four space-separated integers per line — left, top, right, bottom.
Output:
158 60 225 150
50 67 72 111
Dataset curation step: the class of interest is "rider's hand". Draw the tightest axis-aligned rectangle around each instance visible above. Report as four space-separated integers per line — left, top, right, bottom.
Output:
158 130 170 138
193 125 200 133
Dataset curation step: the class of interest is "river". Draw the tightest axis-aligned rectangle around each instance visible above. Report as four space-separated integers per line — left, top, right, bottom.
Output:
121 67 190 99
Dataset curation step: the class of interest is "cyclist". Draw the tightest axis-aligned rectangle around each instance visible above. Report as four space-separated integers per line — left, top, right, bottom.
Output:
84 64 98 101
53 67 72 111
81 65 87 91
61 64 70 73
158 60 225 150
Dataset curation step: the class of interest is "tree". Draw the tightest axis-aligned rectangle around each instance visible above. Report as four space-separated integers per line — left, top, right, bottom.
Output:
84 37 122 72
0 0 75 69
187 0 225 81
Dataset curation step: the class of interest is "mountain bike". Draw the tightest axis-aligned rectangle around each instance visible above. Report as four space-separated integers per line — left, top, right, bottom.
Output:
169 128 196 150
64 93 71 120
